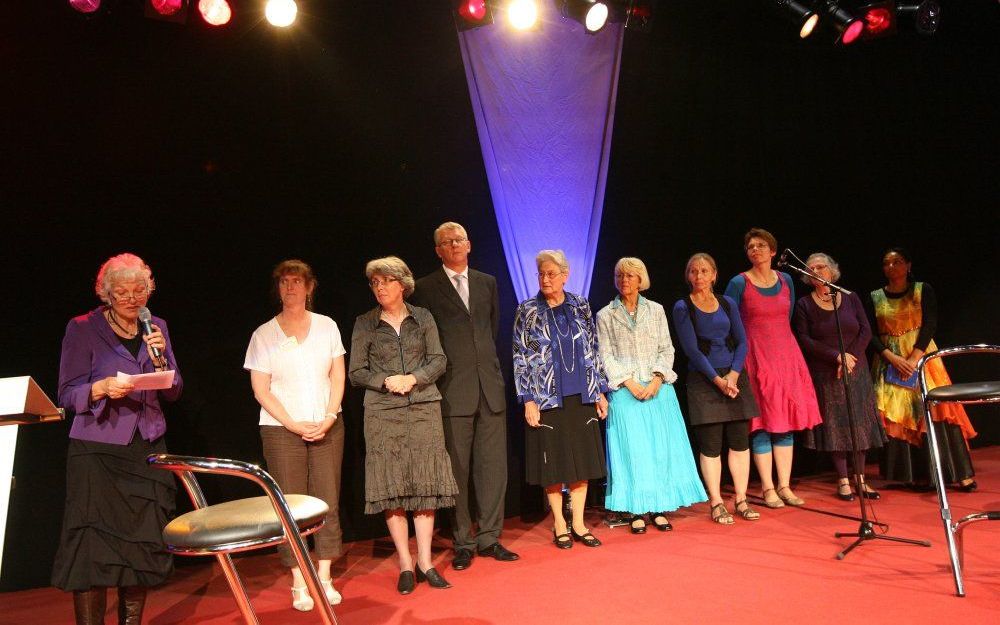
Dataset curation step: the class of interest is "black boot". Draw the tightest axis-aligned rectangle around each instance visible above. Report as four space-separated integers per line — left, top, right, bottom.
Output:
117 586 147 625
73 587 107 625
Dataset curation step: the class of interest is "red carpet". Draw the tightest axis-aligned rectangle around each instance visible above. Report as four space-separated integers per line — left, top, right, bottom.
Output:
4 448 999 625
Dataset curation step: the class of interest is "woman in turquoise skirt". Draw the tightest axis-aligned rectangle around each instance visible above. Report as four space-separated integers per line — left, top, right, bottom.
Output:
597 257 707 533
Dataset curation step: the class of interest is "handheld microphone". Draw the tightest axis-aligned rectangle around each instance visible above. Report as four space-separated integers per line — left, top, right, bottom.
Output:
138 307 163 360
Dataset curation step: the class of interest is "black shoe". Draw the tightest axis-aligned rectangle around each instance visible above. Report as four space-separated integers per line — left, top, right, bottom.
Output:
630 516 647 534
397 570 416 595
452 548 474 570
836 483 855 502
571 529 602 547
650 514 673 532
861 487 881 500
552 528 573 550
478 543 520 561
415 567 452 589
956 480 978 493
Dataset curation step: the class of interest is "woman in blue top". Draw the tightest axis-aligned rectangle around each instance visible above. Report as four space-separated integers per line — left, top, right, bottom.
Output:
673 253 759 524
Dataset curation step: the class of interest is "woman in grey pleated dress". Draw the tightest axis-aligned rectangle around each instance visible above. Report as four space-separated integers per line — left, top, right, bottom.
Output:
349 256 458 595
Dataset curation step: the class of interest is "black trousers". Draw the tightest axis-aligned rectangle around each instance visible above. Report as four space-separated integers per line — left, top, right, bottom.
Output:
441 391 508 551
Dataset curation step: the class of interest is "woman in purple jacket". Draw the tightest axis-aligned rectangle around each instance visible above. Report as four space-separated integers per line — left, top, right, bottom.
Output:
51 253 183 625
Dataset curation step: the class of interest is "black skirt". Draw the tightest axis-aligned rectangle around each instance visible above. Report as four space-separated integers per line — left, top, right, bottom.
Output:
880 421 975 484
685 367 758 426
525 394 607 486
51 435 175 591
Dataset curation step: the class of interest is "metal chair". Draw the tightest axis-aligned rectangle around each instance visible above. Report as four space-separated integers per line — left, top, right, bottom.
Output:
147 454 340 624
917 344 1000 597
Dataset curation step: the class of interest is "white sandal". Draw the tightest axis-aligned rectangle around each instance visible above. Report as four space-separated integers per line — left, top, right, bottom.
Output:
321 578 342 605
291 585 314 612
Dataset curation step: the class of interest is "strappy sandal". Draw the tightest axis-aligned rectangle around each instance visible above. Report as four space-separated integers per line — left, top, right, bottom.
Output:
710 503 734 525
777 485 805 507
762 488 785 509
734 499 761 521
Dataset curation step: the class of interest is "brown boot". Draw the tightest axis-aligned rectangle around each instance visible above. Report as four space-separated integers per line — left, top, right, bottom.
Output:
73 587 107 625
117 586 147 625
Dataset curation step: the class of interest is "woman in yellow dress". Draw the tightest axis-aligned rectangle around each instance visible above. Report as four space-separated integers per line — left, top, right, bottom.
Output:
868 248 977 490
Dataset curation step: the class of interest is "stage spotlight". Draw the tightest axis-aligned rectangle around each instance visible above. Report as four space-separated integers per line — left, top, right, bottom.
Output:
508 0 539 30
454 0 494 31
897 1 940 35
145 0 188 23
859 1 897 39
822 1 864 45
265 0 297 28
608 0 654 33
562 1 610 34
198 0 231 26
68 0 101 13
775 0 820 38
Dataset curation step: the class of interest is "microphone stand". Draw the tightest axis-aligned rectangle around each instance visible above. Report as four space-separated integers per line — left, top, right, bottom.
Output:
779 250 930 559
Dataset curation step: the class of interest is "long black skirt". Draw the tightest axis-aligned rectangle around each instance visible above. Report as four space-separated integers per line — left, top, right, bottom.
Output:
51 435 175 591
525 394 607 487
881 421 975 484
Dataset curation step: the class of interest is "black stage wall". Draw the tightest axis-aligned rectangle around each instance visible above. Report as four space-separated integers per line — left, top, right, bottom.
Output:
1 1 997 590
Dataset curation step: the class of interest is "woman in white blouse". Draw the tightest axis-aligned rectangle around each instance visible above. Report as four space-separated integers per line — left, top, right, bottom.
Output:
244 260 346 611
596 257 706 533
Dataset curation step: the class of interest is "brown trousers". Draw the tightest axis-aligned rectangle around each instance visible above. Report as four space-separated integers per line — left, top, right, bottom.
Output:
260 420 344 567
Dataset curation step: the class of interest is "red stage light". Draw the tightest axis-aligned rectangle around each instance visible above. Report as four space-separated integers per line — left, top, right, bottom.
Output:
68 0 101 13
864 7 893 33
198 0 231 26
458 1 487 22
842 19 865 44
151 0 183 16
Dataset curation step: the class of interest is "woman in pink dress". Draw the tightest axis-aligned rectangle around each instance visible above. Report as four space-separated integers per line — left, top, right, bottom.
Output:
724 228 821 508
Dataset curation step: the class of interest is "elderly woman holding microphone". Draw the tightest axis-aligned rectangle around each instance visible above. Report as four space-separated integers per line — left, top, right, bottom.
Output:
597 257 706 533
245 259 346 611
52 253 182 625
349 256 458 595
513 250 610 549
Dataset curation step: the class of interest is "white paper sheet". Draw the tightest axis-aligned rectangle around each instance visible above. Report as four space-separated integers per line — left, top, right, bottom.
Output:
116 370 175 391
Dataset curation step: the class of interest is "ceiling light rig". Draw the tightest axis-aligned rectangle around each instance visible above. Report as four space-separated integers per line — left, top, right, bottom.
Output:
769 0 942 43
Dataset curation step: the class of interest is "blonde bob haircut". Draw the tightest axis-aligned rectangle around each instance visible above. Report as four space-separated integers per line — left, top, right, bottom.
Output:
433 221 469 246
614 257 651 291
535 249 569 274
365 256 416 297
95 253 155 304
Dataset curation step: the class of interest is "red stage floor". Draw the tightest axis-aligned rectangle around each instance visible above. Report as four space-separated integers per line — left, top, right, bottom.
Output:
3 448 999 625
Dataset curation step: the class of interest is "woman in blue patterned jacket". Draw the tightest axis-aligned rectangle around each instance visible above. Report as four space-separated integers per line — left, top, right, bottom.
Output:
513 250 610 549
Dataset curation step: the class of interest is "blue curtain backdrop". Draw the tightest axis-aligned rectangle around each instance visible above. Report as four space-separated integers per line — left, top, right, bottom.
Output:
458 5 624 301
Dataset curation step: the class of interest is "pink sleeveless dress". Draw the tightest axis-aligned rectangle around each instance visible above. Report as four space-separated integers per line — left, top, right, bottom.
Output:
740 273 822 434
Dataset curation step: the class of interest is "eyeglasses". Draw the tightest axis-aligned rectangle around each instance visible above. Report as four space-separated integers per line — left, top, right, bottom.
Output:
746 242 770 251
111 287 149 303
538 271 565 281
808 264 829 272
370 277 399 288
615 272 640 280
437 237 468 248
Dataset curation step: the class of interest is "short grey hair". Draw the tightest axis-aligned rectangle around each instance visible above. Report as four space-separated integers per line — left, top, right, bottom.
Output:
614 257 651 291
535 249 569 273
95 253 155 304
433 222 469 246
365 255 416 297
803 252 842 284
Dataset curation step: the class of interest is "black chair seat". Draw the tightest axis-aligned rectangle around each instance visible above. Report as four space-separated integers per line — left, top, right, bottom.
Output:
163 494 328 552
926 381 1000 403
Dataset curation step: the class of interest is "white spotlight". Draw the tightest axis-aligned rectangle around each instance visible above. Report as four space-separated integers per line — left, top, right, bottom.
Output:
584 3 609 32
508 0 539 30
265 0 297 28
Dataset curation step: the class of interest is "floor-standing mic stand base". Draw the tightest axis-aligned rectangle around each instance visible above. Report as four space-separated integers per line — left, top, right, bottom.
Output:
834 521 931 560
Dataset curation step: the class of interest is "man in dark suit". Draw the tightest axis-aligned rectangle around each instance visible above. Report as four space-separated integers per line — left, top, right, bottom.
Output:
410 222 519 570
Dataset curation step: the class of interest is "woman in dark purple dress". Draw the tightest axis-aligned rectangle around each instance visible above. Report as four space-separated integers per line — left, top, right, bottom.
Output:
792 253 887 501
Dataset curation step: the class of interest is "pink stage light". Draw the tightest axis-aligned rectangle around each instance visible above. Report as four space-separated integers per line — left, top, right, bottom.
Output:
842 18 865 44
68 0 102 13
459 1 488 22
151 0 184 16
198 0 232 26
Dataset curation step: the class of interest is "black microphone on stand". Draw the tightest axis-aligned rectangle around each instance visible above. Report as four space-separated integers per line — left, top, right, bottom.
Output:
776 249 790 268
138 307 163 360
